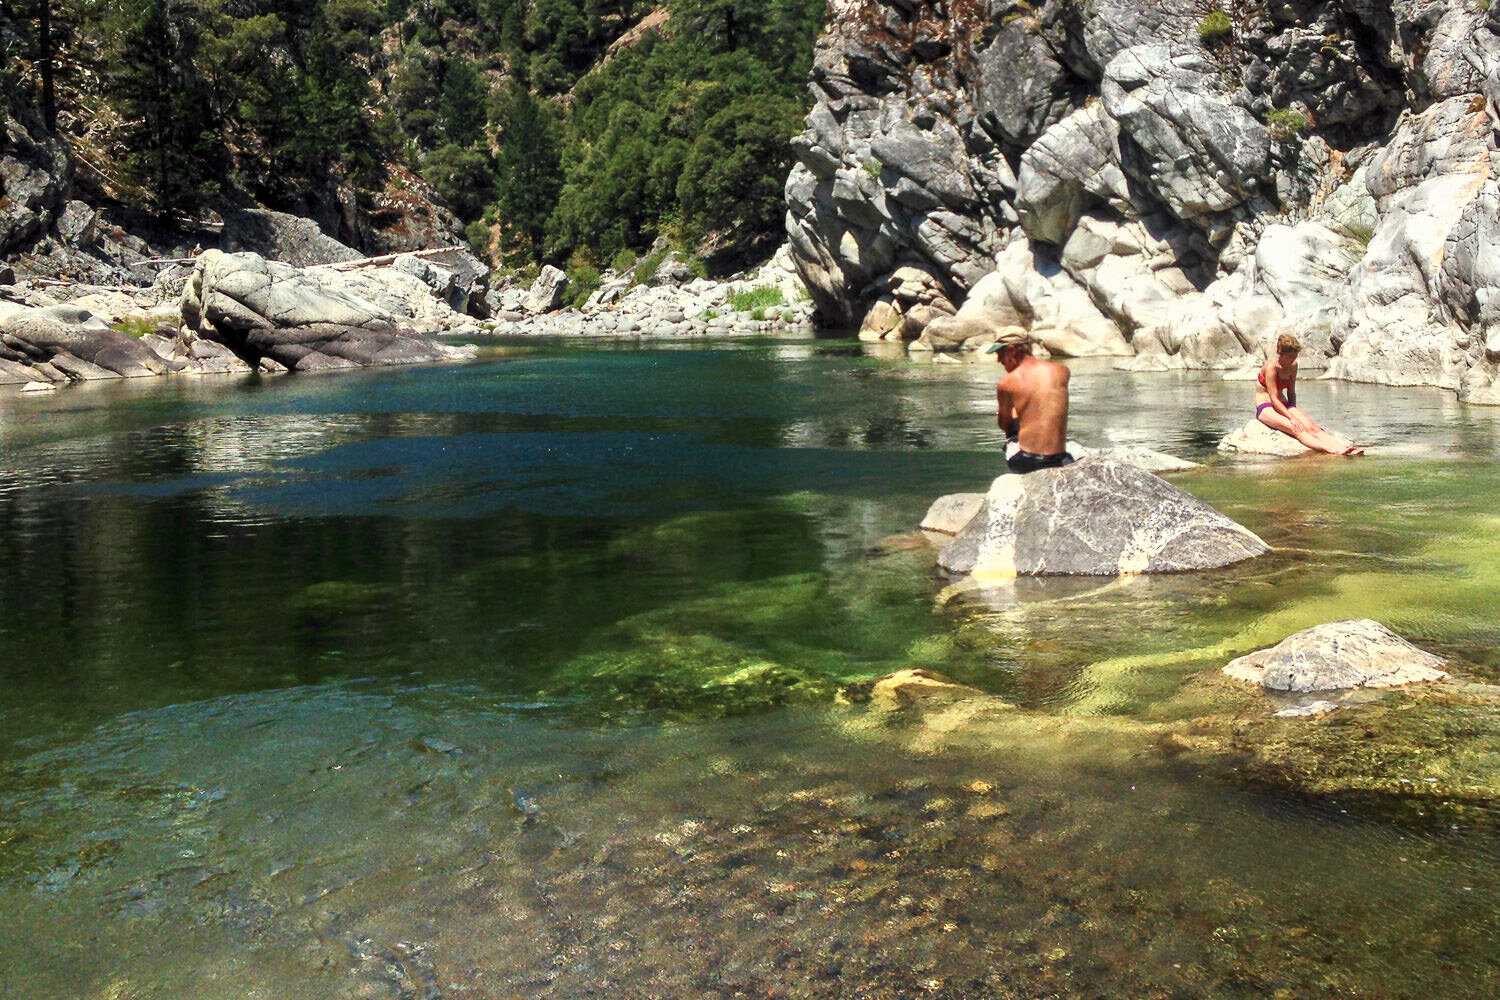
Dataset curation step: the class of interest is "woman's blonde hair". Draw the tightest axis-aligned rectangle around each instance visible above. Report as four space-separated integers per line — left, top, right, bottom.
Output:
1276 333 1301 354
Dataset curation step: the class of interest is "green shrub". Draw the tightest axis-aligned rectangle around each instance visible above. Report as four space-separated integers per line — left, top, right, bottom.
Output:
727 285 785 312
564 259 602 310
1343 222 1375 247
1265 107 1310 140
1198 11 1233 43
111 316 158 339
465 220 492 260
633 249 668 287
610 248 639 274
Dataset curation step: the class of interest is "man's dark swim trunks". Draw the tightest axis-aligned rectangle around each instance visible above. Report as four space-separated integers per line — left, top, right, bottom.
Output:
1007 449 1075 474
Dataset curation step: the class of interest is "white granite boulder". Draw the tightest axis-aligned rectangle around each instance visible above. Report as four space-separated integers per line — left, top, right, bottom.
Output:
937 458 1268 578
1223 620 1449 692
526 265 569 313
1217 419 1312 457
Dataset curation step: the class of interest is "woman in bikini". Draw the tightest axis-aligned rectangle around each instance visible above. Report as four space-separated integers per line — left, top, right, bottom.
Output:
1256 333 1364 455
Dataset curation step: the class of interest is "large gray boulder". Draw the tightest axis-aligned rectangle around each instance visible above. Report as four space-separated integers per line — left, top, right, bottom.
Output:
1223 620 1449 692
1101 46 1270 221
0 305 176 379
180 250 468 372
526 265 569 313
937 457 1268 578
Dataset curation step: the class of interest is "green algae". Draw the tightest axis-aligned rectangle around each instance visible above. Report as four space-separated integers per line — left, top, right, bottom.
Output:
539 556 999 717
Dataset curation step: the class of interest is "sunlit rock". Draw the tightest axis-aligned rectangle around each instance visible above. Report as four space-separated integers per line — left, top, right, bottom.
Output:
938 458 1267 578
1217 419 1312 457
920 493 986 536
180 250 473 372
1223 619 1449 693
846 669 986 711
526 265 569 313
1071 445 1200 473
0 304 177 379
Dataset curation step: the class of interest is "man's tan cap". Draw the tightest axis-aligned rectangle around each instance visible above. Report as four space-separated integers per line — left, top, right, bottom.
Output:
985 326 1030 352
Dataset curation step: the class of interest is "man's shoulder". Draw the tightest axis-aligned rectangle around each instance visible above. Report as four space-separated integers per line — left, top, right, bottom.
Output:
1033 357 1069 382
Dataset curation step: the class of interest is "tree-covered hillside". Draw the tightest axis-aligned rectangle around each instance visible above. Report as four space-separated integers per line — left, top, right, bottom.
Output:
0 0 826 270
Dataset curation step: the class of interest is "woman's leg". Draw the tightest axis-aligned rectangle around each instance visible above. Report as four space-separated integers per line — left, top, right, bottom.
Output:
1288 407 1364 455
1258 408 1357 454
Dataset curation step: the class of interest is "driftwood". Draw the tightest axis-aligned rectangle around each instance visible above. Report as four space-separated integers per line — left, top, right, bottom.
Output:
309 246 470 271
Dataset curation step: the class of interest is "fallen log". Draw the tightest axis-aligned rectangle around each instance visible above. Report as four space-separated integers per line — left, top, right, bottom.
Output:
309 246 470 271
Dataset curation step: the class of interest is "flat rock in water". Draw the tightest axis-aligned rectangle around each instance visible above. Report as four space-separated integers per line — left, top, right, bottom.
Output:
920 493 986 535
1223 619 1449 692
1218 419 1312 457
937 457 1268 577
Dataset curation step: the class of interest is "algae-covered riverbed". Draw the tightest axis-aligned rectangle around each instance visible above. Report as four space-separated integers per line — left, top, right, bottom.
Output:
2 339 1498 998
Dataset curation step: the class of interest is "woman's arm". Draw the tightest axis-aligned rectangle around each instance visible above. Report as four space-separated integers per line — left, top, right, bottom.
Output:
1272 364 1310 429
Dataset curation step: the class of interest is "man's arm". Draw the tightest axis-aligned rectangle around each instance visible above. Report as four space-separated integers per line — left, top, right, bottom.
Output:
996 382 1018 439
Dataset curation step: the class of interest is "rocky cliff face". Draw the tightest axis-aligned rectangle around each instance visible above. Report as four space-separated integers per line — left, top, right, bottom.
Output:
785 0 1500 402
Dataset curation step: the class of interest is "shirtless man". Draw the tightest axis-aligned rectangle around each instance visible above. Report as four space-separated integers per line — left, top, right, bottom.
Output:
988 328 1074 474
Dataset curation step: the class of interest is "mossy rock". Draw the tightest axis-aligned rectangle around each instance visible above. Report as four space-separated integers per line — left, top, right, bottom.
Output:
1162 679 1500 825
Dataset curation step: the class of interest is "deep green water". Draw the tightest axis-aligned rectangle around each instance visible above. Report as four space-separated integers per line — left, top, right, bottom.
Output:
2 337 1500 998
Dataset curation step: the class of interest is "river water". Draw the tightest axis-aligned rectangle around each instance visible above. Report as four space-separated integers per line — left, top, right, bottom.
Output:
2 336 1499 998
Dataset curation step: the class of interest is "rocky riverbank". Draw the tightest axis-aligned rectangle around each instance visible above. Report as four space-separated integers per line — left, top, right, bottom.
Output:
488 242 819 338
0 238 827 388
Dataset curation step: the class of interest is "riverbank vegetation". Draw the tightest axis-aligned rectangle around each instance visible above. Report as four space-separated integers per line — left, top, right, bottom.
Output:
0 0 825 270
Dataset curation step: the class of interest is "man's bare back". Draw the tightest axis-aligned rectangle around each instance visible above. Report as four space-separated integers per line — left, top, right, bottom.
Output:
992 340 1072 472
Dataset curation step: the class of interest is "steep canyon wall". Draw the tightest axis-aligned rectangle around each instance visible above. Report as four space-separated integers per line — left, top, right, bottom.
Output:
785 0 1500 402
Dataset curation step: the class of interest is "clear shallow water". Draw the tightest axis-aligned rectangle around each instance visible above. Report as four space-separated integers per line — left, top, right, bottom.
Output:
2 337 1500 998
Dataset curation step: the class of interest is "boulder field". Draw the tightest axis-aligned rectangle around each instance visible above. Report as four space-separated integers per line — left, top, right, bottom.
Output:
786 0 1500 403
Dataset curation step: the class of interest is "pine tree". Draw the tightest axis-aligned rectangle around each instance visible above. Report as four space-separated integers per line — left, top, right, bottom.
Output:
494 82 562 260
109 0 222 211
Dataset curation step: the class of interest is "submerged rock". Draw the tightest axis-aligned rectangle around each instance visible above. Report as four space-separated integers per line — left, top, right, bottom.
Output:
1217 419 1312 457
1224 619 1449 692
842 669 986 711
937 458 1267 578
